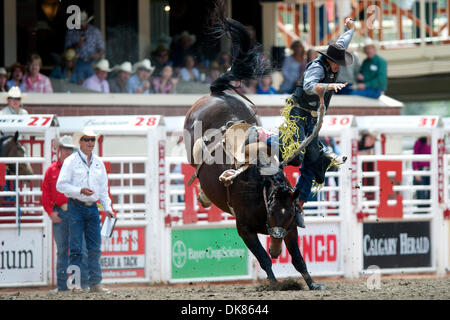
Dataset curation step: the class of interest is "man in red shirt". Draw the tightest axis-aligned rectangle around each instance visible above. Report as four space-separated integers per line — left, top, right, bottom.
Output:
42 136 88 293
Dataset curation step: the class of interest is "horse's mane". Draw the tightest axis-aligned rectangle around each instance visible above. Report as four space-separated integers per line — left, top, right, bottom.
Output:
239 166 292 202
208 1 271 96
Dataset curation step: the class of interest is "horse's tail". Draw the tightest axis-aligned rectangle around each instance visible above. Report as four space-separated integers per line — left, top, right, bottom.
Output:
209 4 270 96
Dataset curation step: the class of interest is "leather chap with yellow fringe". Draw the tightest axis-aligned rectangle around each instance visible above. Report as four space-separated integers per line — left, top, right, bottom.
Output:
278 97 306 162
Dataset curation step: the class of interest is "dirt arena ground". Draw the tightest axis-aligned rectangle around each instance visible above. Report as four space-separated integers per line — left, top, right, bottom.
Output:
0 274 449 300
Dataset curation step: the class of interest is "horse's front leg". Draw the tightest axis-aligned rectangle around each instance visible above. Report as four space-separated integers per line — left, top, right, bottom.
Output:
237 226 277 283
284 227 326 290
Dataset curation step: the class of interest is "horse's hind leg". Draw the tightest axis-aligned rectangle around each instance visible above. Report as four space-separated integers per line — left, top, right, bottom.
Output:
284 228 326 290
237 228 277 282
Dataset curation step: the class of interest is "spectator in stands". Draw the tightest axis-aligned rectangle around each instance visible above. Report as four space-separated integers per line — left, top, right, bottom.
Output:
7 63 26 92
0 87 28 115
336 49 361 95
412 136 431 209
279 40 307 94
358 130 377 155
257 74 277 94
23 54 53 93
151 45 172 78
56 129 114 294
65 11 105 82
205 61 221 85
358 130 377 201
82 59 111 93
179 55 200 82
50 49 82 85
171 31 197 69
109 61 132 93
352 38 387 99
127 59 155 94
152 65 178 94
43 136 89 293
0 68 8 92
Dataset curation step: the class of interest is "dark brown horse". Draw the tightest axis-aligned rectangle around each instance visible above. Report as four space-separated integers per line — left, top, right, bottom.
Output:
184 16 325 290
0 131 33 176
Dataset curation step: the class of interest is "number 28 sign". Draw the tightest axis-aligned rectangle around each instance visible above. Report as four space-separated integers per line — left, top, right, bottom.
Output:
134 116 158 127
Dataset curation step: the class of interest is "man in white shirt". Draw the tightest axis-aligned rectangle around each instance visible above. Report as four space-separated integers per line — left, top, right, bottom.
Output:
56 128 114 293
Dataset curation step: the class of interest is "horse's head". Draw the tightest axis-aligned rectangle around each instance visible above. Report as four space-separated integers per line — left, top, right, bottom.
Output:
263 173 300 259
0 131 34 176
263 174 298 259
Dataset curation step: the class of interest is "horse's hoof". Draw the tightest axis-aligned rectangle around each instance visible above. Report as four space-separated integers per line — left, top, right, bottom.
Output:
309 282 326 290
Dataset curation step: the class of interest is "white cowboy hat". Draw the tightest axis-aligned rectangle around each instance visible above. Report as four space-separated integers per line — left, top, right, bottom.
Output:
0 67 8 76
7 86 26 99
72 129 99 148
58 135 76 149
80 11 94 25
176 31 196 45
112 61 133 74
93 59 112 72
133 59 155 74
362 37 378 49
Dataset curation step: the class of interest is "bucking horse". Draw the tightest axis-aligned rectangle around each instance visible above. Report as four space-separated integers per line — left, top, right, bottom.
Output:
183 9 326 290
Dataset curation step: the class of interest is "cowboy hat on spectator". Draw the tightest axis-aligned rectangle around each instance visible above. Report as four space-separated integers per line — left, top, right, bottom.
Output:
133 59 155 74
80 11 94 25
58 135 76 149
93 59 112 72
0 67 8 76
72 128 99 148
7 86 26 100
362 37 379 49
175 31 196 45
112 61 133 74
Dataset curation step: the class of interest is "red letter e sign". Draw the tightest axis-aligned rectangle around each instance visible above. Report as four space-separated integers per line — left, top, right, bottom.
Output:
376 161 403 219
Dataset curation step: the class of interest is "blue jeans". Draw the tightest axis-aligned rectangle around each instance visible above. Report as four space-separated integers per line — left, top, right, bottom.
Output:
413 174 430 209
68 199 102 286
53 208 89 290
351 88 382 99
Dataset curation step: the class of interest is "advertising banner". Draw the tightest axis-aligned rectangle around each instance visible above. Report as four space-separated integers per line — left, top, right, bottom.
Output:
258 223 341 278
0 229 44 285
363 221 431 269
171 228 248 280
100 227 146 279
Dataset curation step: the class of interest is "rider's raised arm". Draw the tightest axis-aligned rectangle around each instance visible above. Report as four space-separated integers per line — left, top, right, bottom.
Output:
335 28 355 50
336 18 355 49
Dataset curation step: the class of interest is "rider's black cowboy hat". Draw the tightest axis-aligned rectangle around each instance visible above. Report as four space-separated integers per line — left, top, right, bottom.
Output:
317 43 354 66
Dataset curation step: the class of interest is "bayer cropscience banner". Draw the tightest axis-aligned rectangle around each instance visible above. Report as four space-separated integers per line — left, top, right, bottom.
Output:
363 221 431 269
171 227 249 280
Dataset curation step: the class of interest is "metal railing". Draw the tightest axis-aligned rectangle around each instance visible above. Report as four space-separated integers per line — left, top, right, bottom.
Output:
357 154 434 218
0 157 46 227
278 0 449 48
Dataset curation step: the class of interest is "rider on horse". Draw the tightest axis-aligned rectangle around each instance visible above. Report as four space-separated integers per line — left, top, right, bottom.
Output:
277 18 356 227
